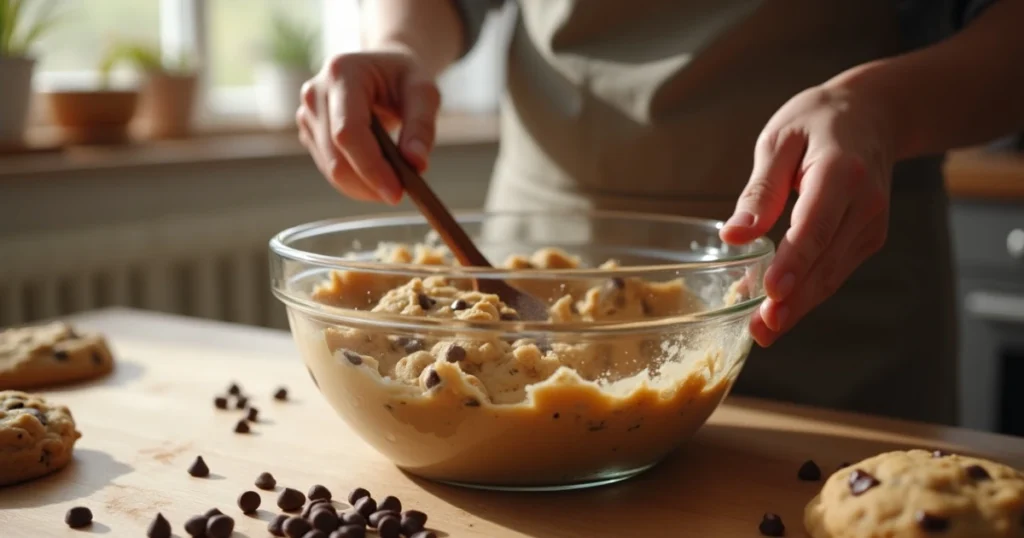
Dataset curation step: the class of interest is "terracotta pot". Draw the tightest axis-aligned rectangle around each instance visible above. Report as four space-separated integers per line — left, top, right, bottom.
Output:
0 56 36 143
46 90 139 145
139 72 197 140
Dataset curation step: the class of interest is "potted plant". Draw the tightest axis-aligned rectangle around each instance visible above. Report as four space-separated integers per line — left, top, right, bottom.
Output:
256 14 318 129
0 0 60 144
101 42 198 140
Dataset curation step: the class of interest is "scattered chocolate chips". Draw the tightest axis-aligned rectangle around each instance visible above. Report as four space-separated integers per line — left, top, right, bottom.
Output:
340 510 367 527
966 464 991 480
553 413 560 419
7 401 24 410
410 532 437 538
308 484 332 501
268 514 288 536
228 383 241 395
188 456 210 477
147 513 172 538
403 338 424 353
311 508 341 532
247 407 259 422
798 460 822 481
214 396 228 409
23 408 47 425
92 351 103 365
451 299 468 311
347 487 370 504
278 487 306 512
445 345 466 363
916 511 950 532
334 525 367 538
234 419 251 434
424 369 442 390
343 350 363 366
464 398 481 407
848 469 881 496
54 349 69 361
758 513 785 537
377 515 401 538
609 277 626 290
238 490 261 513
417 294 436 310
184 515 208 537
206 515 235 538
283 516 313 538
256 471 277 490
65 506 93 528
378 496 401 513
401 510 427 535
235 396 249 409
354 496 377 519
204 508 223 518
369 510 399 528
303 530 328 538
274 387 289 400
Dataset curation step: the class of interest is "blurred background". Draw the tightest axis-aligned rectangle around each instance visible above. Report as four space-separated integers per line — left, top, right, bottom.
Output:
0 1 1021 435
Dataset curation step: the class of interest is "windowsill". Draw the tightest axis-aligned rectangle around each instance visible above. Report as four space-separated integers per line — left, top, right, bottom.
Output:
944 147 1024 200
0 112 499 178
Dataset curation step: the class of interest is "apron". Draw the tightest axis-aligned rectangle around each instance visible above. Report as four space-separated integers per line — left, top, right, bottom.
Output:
481 0 958 425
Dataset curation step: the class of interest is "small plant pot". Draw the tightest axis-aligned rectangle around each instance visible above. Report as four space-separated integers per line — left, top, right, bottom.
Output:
0 56 37 144
256 63 312 130
139 72 198 140
46 90 140 145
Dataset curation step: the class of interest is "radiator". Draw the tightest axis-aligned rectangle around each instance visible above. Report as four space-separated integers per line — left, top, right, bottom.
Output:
0 204 322 330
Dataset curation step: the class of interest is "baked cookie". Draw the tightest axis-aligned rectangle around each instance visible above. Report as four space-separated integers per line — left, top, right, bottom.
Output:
0 322 114 389
0 391 82 486
805 449 1024 538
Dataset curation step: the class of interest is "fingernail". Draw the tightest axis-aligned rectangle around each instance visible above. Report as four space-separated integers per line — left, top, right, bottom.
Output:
376 184 401 205
775 305 789 329
775 272 795 298
725 211 755 229
405 139 428 162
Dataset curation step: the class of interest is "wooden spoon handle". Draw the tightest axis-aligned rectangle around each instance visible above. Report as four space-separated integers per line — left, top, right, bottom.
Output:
369 115 493 268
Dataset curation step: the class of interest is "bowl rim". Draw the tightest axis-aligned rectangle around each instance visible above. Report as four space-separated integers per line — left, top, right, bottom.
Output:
269 209 775 279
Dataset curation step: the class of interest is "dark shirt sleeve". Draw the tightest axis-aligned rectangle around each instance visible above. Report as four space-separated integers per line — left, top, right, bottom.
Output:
450 0 507 58
954 0 999 28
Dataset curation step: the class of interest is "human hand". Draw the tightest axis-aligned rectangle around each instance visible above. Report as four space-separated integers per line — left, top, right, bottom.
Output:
296 48 442 204
720 83 895 346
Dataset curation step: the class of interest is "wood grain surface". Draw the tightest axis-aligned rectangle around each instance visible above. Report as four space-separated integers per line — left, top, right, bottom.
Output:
1 308 1022 538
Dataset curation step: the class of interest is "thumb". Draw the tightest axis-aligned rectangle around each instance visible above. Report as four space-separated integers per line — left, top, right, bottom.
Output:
721 129 806 245
398 76 442 172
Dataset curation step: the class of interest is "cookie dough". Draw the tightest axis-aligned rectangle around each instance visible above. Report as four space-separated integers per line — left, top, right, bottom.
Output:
0 322 115 390
804 449 1024 538
0 391 82 486
296 244 751 486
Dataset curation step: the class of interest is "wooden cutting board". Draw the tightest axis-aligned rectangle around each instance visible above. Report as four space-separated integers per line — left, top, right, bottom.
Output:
2 308 1023 537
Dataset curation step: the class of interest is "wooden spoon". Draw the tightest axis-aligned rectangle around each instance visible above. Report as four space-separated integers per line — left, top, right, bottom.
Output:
369 116 549 322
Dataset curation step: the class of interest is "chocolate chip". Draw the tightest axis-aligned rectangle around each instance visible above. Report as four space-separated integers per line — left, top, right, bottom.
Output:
247 407 259 422
206 515 235 538
267 514 288 536
966 464 991 480
283 516 313 538
277 487 306 512
354 496 377 519
916 511 950 532
377 515 401 538
274 387 289 400
23 408 46 425
798 460 822 481
369 510 399 528
237 490 261 513
417 294 436 310
464 398 481 407
340 510 367 527
256 471 277 490
302 531 328 538
92 351 103 365
312 508 340 532
7 401 24 410
347 487 370 505
228 383 241 395
401 510 427 534
204 508 223 518
54 349 69 361
188 456 210 477
410 532 437 538
343 350 363 365
553 413 560 419
451 298 468 311
308 484 332 501
235 396 248 409
214 396 228 409
184 515 208 537
933 450 951 458
500 312 520 321
234 419 250 434
147 513 171 538
445 345 466 363
848 469 880 496
403 339 424 353
758 513 785 537
334 525 367 538
609 277 626 289
378 496 401 513
65 506 92 528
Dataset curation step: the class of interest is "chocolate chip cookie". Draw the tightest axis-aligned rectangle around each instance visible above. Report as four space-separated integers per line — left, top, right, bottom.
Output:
0 322 114 389
804 449 1024 537
0 391 82 485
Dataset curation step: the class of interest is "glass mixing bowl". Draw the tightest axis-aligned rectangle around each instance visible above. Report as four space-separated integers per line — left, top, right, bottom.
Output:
270 210 773 491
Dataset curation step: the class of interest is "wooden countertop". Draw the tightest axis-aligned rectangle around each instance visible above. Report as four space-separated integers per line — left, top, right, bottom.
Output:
2 308 1023 537
945 148 1024 200
0 113 499 178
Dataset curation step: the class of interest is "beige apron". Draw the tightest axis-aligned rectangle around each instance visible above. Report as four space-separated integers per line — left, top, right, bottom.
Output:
482 0 958 425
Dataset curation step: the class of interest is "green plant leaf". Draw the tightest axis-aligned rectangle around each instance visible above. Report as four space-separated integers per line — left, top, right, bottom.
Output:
2 0 61 57
266 11 318 71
